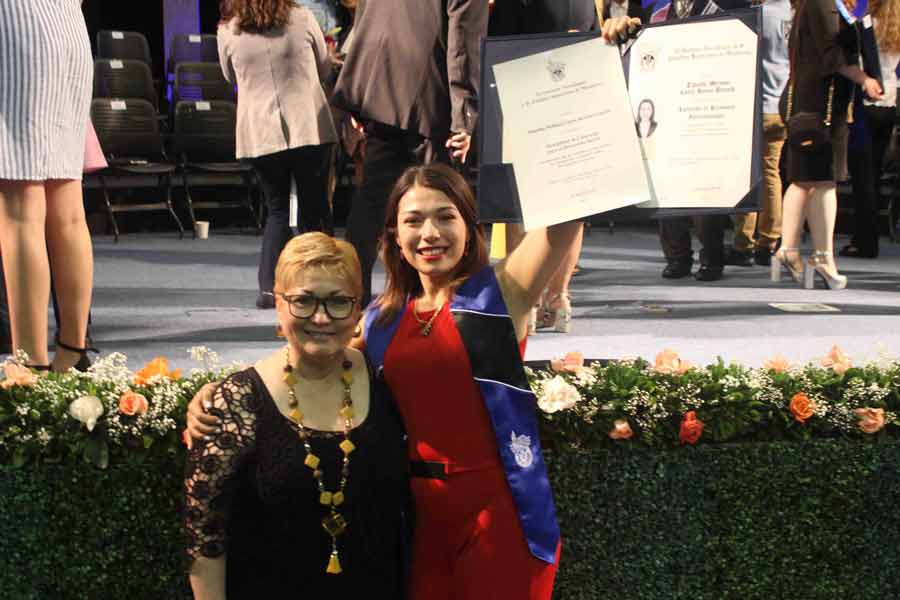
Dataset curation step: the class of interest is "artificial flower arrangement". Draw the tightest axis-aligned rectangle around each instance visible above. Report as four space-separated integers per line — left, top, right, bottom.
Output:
3 345 899 467
530 346 900 451
0 348 238 468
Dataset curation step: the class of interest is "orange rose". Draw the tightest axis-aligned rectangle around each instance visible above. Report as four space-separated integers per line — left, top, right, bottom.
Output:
821 345 852 376
763 355 791 373
1 362 39 389
653 349 693 375
608 419 634 440
789 392 815 423
550 351 585 374
679 411 704 445
854 408 886 434
118 390 149 416
133 357 182 386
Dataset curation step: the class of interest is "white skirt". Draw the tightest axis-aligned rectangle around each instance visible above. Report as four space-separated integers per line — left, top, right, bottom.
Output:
0 0 93 181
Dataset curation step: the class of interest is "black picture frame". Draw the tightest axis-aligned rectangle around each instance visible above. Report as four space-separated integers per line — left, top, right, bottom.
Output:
477 8 763 223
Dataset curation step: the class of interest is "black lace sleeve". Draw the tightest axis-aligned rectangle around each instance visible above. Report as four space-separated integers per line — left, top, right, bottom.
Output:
184 370 259 571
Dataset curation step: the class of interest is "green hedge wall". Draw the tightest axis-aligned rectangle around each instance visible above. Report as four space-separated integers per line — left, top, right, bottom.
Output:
548 439 900 599
3 439 899 599
0 461 189 600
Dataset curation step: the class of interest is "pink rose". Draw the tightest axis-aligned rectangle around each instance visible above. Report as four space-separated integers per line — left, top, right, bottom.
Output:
763 355 791 373
1 363 39 389
653 349 692 375
821 345 852 375
608 419 634 440
854 408 886 434
550 351 585 375
118 390 149 416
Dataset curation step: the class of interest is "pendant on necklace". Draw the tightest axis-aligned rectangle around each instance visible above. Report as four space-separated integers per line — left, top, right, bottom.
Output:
421 322 433 336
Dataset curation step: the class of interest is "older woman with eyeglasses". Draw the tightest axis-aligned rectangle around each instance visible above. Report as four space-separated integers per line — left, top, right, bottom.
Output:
184 232 408 599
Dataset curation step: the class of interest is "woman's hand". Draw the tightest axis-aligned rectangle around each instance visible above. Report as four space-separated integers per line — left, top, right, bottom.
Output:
600 16 642 44
863 77 884 101
446 131 472 164
186 382 221 442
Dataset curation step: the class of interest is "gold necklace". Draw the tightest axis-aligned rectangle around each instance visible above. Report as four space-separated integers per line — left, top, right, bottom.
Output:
412 298 444 336
283 346 356 575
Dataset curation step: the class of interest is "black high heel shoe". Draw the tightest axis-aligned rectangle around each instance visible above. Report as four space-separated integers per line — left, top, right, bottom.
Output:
54 335 99 372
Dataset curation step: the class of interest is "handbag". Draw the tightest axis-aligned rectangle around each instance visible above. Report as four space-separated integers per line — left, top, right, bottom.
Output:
83 118 108 174
784 77 835 153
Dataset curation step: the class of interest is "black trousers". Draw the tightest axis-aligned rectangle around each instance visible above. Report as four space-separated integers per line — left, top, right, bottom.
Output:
346 123 448 307
251 144 332 294
847 105 894 255
658 214 729 267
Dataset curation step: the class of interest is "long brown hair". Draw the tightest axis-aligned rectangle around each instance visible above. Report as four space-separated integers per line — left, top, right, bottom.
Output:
375 164 489 325
871 0 900 54
231 0 291 32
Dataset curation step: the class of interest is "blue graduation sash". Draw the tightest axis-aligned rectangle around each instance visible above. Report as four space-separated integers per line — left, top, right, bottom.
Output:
364 266 560 564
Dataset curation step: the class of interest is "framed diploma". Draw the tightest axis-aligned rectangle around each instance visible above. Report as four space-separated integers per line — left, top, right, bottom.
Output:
492 38 654 230
625 14 761 210
478 9 763 224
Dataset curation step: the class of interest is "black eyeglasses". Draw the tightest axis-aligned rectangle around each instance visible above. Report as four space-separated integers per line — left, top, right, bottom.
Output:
273 293 358 320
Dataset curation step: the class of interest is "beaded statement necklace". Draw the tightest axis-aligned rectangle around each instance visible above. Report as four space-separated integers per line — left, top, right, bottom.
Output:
282 346 356 575
412 299 444 336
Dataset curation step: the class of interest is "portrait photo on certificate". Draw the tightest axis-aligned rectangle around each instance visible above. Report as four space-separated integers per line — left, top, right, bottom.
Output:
492 37 654 231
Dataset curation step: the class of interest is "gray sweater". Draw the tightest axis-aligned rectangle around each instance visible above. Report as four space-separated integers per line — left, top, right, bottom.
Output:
761 0 792 115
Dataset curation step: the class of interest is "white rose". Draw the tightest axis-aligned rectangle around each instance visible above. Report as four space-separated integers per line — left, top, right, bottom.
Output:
69 395 104 432
537 375 580 414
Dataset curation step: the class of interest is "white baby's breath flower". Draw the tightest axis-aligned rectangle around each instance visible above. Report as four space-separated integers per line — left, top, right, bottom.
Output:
37 428 51 445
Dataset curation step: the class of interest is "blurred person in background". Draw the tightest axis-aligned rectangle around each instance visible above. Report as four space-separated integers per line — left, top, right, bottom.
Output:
218 0 339 309
773 0 882 289
0 0 95 371
843 0 900 259
332 0 489 307
727 0 792 268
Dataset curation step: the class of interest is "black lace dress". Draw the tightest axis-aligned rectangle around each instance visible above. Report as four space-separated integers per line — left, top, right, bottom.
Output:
184 366 409 599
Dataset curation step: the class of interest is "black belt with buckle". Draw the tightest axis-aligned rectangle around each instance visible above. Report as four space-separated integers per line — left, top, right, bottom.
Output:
410 460 448 480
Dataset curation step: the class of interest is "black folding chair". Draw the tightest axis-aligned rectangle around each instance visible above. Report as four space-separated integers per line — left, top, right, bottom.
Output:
93 59 158 109
96 30 152 65
90 98 184 242
174 62 236 104
168 34 219 77
174 100 260 233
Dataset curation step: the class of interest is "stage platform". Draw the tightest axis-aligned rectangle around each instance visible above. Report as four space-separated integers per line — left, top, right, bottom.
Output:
87 225 900 371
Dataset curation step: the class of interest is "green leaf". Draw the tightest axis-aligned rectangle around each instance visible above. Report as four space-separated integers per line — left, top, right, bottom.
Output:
142 435 154 450
84 436 109 470
12 446 26 468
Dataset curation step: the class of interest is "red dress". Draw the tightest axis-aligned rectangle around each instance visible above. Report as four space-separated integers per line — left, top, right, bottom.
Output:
384 300 559 600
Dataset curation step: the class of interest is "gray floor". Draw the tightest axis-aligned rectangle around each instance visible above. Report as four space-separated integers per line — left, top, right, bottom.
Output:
86 225 900 371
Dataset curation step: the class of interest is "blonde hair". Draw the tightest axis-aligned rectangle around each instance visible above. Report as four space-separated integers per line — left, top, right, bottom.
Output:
873 0 900 54
274 232 364 299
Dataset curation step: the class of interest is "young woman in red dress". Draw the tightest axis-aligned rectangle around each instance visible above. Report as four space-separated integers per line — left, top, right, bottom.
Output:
356 163 581 599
